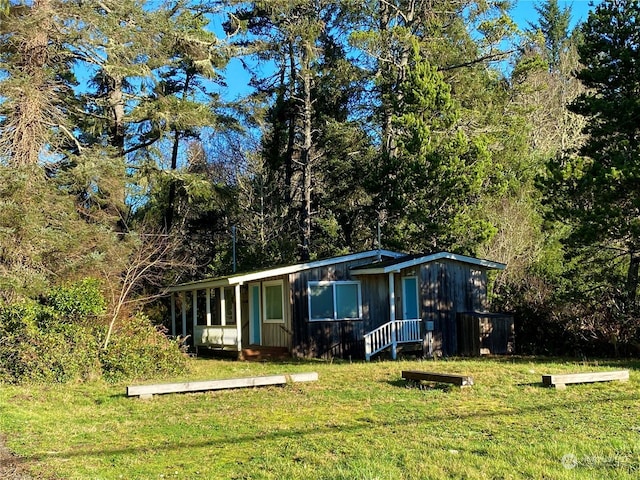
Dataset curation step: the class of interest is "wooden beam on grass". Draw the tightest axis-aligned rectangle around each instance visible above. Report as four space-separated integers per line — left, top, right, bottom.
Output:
402 370 474 387
127 372 319 399
542 370 629 390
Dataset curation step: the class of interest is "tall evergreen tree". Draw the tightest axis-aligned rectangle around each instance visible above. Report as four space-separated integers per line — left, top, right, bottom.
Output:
378 43 496 252
547 0 640 301
348 0 514 253
0 0 71 166
227 0 372 262
529 0 572 71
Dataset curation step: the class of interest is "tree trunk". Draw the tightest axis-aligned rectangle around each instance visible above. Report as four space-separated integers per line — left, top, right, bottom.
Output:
105 73 128 230
164 71 192 233
108 74 126 158
165 128 180 232
286 40 297 205
299 43 313 262
378 0 394 162
377 0 412 164
6 0 54 167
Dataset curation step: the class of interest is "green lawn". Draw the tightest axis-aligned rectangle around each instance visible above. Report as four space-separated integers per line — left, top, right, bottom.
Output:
1 357 639 479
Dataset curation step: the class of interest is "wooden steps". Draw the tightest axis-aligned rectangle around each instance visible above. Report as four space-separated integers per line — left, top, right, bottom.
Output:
242 346 290 361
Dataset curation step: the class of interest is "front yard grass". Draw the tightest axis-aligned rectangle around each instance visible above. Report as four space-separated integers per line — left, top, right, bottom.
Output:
0 357 639 479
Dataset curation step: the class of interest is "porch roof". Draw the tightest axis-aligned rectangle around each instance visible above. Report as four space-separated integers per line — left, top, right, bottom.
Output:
167 249 405 293
350 252 506 275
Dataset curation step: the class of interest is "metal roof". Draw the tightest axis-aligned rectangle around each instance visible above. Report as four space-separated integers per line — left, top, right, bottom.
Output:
350 252 506 275
167 249 405 292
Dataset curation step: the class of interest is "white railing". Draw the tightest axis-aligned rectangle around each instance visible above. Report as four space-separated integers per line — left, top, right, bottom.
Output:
195 325 239 350
364 319 422 361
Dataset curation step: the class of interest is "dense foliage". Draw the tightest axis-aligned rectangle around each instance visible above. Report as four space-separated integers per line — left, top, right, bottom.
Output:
0 0 638 380
0 280 186 383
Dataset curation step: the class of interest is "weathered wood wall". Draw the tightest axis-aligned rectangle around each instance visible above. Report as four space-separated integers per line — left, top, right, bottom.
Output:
457 312 515 356
421 260 488 356
356 259 489 356
359 274 389 331
290 257 380 359
240 287 250 347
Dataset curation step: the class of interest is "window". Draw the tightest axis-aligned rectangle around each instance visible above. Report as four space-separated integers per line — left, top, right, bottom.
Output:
196 290 207 325
263 280 284 323
223 286 236 325
309 281 362 321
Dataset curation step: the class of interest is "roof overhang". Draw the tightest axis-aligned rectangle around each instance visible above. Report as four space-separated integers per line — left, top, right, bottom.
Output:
167 249 405 293
350 252 506 275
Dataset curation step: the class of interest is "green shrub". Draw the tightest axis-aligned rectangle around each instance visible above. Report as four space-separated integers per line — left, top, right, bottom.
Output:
0 279 186 384
0 300 102 383
100 313 186 382
46 278 106 320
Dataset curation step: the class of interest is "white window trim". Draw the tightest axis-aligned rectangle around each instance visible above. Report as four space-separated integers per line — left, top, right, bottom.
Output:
308 280 362 321
262 279 285 324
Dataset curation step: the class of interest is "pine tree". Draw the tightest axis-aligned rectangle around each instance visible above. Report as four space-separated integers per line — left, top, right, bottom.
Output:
378 43 496 252
530 0 572 71
227 0 372 261
0 0 71 166
547 0 640 301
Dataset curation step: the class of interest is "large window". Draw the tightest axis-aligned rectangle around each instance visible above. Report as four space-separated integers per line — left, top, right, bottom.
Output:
309 281 362 321
263 280 284 323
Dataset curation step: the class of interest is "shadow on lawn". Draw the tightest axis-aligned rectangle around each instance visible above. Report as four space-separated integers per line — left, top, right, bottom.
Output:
27 390 640 463
387 379 455 391
473 355 640 370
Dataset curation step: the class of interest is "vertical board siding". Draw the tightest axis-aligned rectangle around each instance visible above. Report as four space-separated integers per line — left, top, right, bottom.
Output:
291 257 380 359
421 260 489 356
457 313 515 356
361 274 390 331
305 320 365 359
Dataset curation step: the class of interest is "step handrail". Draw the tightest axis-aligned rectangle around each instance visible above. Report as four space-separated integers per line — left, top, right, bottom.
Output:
364 319 422 361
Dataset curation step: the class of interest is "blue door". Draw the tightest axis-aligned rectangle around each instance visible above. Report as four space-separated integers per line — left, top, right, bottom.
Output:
402 277 419 320
249 283 261 345
401 277 420 341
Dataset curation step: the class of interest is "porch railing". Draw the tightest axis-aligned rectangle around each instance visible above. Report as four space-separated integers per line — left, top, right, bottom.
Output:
364 319 422 361
194 325 240 350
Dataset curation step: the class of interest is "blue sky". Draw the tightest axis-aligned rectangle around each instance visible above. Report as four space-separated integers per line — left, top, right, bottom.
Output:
511 0 601 29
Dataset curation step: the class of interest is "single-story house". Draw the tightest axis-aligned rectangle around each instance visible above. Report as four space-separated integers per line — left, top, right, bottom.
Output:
167 249 512 360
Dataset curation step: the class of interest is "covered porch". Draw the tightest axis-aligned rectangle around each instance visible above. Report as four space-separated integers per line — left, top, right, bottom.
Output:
167 271 293 356
169 280 244 355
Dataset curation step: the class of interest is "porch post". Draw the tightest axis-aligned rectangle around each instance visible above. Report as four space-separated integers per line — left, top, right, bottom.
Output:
206 288 211 326
389 272 397 360
170 293 176 337
192 290 197 341
220 287 226 326
180 291 187 338
235 283 242 352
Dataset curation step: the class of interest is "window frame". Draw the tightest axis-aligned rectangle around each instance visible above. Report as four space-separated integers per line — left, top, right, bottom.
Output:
262 279 285 324
308 280 362 321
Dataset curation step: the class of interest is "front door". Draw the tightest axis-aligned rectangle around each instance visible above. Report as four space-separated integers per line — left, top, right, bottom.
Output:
401 276 420 341
402 277 419 320
249 283 261 345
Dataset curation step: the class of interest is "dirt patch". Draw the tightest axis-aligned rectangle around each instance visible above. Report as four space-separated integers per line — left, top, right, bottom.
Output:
0 436 33 479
